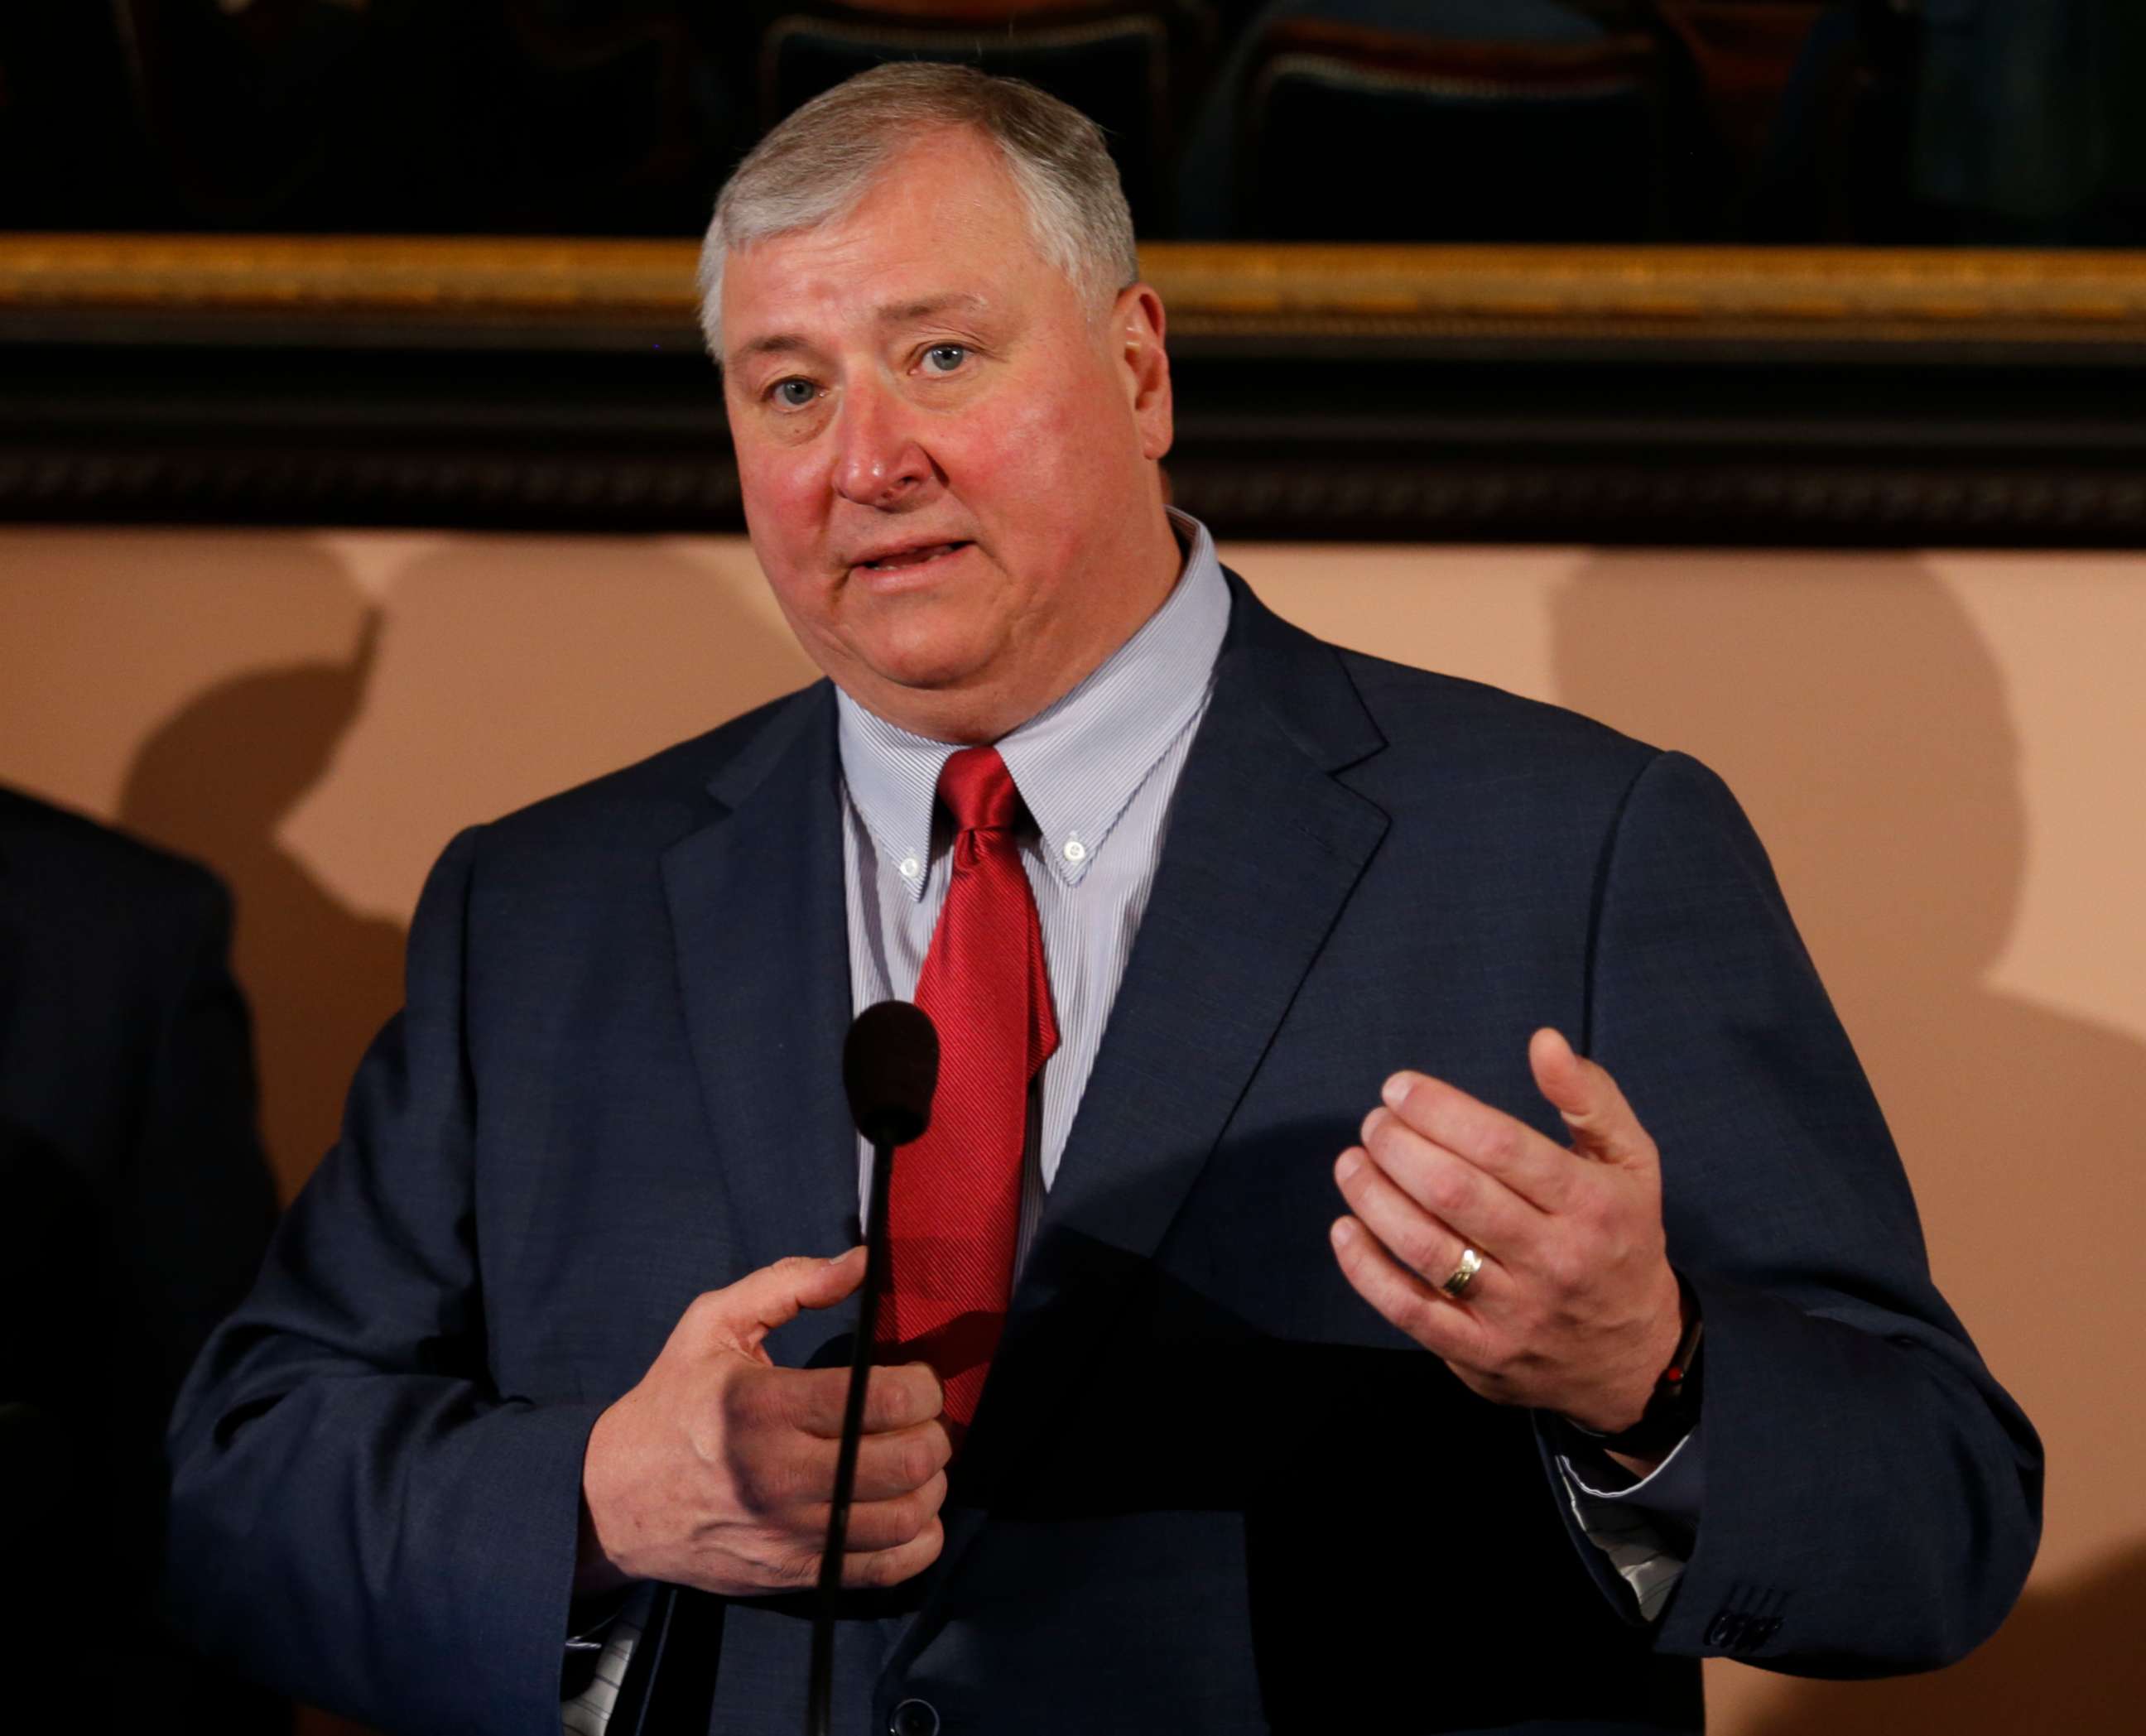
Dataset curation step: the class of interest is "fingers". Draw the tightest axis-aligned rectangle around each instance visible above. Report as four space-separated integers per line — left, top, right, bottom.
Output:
763 1450 948 1587
1334 1142 1509 1299
703 1480 947 1597
693 1248 868 1354
724 1410 946 1545
777 1361 944 1440
835 1517 945 1590
848 1421 953 1503
732 1368 949 1495
1329 1215 1491 1366
791 1244 871 1306
1351 1106 1540 1249
864 1363 943 1433
1526 1028 1651 1166
835 1470 950 1551
1376 1070 1576 1211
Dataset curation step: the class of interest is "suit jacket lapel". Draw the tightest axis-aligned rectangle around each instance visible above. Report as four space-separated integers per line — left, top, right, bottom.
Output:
1024 590 1387 1277
662 685 863 1328
941 577 1392 1541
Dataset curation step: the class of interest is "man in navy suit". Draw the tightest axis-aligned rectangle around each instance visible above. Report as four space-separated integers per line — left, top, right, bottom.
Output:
165 65 2040 1736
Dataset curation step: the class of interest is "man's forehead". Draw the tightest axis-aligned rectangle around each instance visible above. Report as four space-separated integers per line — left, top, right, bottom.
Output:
721 129 1047 356
729 289 1003 363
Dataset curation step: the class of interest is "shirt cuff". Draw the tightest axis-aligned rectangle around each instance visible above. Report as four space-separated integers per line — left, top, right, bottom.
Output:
1554 1420 1704 1622
1560 1416 1705 1530
562 1582 657 1735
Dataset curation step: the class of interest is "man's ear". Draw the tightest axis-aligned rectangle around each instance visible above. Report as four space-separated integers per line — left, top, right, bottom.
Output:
1114 283 1174 462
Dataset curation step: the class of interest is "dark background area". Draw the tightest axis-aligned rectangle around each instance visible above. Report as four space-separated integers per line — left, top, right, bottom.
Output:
4 1 2144 247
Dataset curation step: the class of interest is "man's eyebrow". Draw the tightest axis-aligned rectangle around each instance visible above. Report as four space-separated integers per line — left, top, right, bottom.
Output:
729 295 994 366
733 332 817 364
875 292 991 328
729 296 983 360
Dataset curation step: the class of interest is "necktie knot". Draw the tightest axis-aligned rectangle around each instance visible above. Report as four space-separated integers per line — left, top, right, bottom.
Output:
936 746 1023 836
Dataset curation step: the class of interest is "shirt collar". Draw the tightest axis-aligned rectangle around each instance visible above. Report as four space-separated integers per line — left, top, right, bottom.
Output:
837 507 1231 900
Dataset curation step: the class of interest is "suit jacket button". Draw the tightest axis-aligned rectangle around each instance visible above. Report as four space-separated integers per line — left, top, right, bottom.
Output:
891 1697 941 1736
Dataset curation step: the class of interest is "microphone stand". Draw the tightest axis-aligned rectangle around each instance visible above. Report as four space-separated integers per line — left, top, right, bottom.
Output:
807 1134 899 1736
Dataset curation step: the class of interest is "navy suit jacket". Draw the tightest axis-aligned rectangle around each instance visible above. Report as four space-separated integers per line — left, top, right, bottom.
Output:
165 579 2041 1735
0 787 282 1733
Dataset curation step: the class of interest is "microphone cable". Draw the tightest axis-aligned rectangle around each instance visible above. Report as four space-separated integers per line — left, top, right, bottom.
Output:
809 1001 939 1736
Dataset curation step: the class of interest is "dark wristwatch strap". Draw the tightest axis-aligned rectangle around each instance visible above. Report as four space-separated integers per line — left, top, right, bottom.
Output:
1567 1281 1704 1461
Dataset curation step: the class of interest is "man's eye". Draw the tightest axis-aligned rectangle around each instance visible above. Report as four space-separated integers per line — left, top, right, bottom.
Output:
770 378 818 408
922 344 969 374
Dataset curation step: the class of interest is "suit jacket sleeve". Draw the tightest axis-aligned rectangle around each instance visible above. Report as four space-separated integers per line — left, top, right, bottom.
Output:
163 826 605 1735
1581 750 2042 1673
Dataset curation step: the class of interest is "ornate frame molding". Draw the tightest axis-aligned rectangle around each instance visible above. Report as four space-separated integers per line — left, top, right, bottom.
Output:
8 235 2146 342
5 236 2145 542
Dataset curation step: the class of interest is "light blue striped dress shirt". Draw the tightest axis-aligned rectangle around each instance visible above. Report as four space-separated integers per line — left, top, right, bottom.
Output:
836 507 1232 1272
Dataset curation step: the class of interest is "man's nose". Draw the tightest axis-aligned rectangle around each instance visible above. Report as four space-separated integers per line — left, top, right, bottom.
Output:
832 380 935 509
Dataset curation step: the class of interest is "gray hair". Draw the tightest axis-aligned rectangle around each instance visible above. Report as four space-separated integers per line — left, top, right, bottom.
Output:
697 62 1138 358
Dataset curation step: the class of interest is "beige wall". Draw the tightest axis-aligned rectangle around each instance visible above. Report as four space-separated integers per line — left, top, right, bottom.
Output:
3 527 2141 1732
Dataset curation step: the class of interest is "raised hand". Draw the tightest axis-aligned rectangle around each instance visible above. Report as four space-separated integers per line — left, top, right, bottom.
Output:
1329 1028 1686 1447
578 1248 950 1597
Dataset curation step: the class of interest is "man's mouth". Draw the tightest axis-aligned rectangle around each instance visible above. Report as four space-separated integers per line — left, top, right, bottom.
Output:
854 541 970 573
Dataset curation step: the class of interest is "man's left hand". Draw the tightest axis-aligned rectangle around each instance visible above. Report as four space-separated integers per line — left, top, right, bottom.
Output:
1330 1027 1686 1443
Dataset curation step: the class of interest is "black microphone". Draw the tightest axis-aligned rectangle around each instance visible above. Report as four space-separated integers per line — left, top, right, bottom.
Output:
809 1001 939 1736
843 999 939 1148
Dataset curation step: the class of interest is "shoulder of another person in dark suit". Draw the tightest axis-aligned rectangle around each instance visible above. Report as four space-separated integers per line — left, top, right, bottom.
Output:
0 781 233 948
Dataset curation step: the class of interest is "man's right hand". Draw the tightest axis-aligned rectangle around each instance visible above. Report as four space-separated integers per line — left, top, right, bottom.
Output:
577 1248 950 1597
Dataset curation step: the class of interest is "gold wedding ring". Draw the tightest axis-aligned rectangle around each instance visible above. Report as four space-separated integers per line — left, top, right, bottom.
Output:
1441 1247 1484 1298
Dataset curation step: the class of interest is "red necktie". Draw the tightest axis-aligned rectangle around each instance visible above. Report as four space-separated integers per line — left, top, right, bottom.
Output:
883 746 1060 1439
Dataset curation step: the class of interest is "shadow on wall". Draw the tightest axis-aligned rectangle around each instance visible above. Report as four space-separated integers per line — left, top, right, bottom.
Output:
1550 553 2145 1733
118 611 405 1205
102 536 822 1214
307 536 820 918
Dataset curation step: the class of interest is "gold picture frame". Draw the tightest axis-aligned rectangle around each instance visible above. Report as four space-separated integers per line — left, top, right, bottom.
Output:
6 234 2146 348
4 236 2144 546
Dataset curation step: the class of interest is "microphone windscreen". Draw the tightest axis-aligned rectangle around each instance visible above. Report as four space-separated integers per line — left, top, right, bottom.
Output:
843 1000 939 1147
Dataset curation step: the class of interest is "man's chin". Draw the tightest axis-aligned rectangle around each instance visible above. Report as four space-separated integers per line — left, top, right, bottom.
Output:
869 658 996 702
849 626 1006 695
833 647 1021 738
